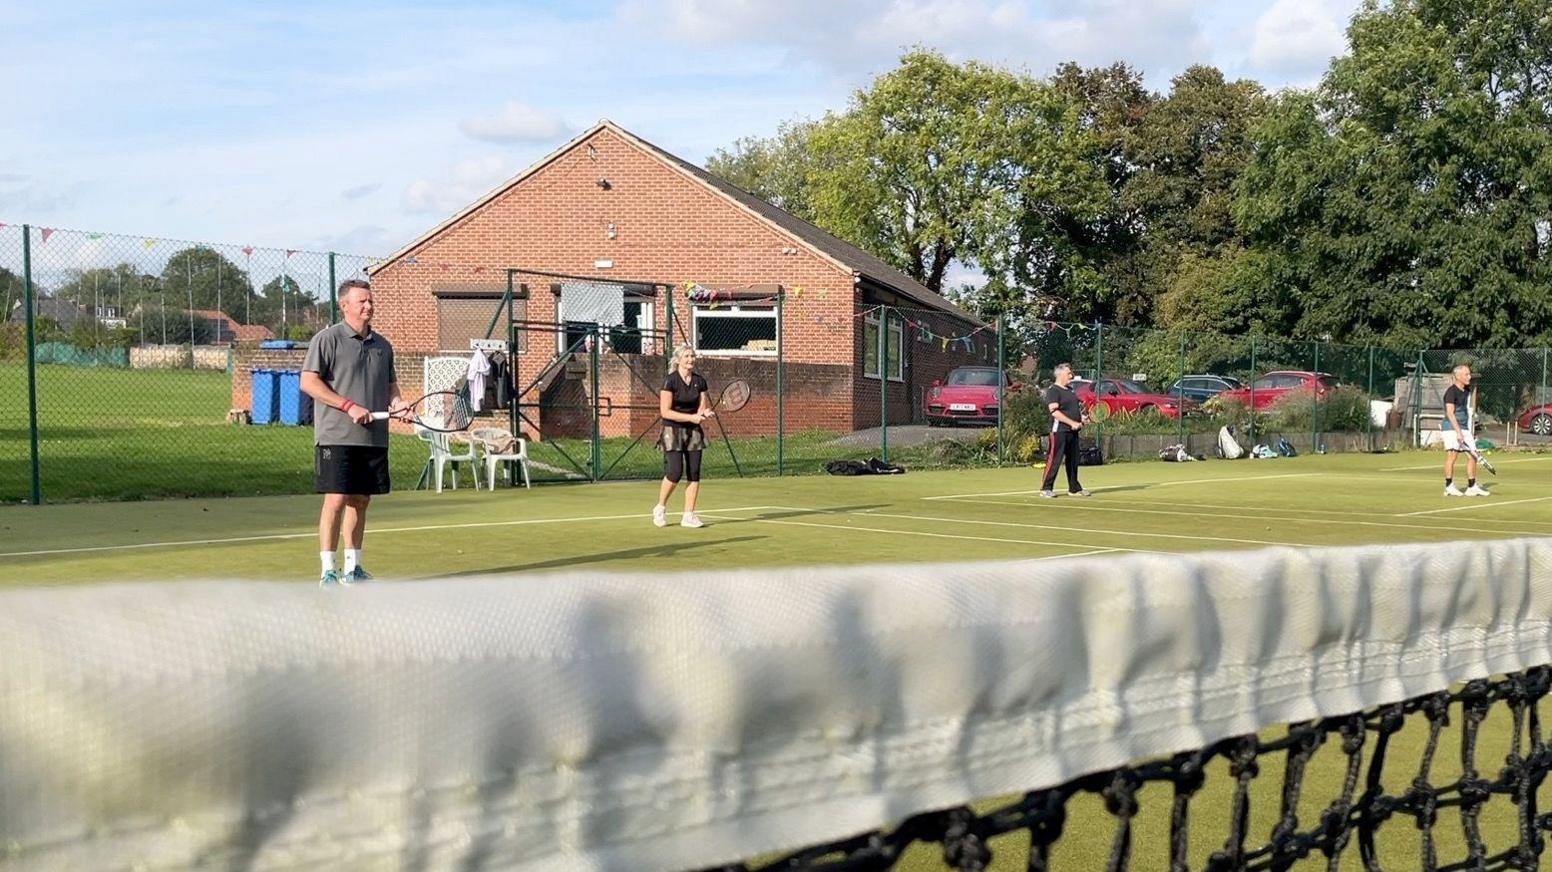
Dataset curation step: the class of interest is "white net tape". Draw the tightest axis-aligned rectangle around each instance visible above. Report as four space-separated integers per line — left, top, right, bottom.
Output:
2 538 1550 870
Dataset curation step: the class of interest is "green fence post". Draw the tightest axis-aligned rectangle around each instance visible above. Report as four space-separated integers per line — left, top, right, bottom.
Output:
1177 332 1187 447
1312 341 1322 453
589 328 601 482
879 305 889 464
664 284 675 348
1248 335 1258 441
328 252 338 324
1541 345 1549 420
1367 345 1376 452
996 314 1006 464
1094 321 1104 440
776 289 785 475
22 225 41 505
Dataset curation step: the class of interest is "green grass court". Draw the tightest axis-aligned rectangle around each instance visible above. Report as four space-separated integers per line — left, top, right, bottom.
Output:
5 453 1551 870
7 452 1550 586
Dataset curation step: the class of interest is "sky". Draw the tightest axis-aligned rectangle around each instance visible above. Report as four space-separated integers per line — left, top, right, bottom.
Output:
0 0 1361 262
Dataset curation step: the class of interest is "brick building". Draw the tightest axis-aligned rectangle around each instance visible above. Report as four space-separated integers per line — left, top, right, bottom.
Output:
235 121 993 439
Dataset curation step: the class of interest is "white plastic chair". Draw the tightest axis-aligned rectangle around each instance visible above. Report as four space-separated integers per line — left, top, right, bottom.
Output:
415 424 481 492
470 427 531 490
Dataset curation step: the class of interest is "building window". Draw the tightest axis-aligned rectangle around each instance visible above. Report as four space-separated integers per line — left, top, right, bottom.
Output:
555 298 656 355
864 312 903 381
692 305 776 356
436 292 524 353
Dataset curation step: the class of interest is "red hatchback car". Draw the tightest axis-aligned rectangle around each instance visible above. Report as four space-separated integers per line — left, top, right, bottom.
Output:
1071 377 1195 419
1216 371 1339 411
926 366 1020 426
1519 404 1552 436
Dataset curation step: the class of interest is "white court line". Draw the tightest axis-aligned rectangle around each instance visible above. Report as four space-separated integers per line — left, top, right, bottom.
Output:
696 510 1160 554
921 472 1320 502
855 511 1317 548
930 497 1552 538
1381 456 1552 472
1400 496 1552 516
1 506 780 558
1045 496 1552 527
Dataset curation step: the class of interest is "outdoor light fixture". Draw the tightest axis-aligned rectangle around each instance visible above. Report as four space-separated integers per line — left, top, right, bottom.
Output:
596 177 611 189
606 223 617 239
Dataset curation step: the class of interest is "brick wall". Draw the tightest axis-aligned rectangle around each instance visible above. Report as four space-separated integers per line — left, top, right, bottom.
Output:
366 126 872 436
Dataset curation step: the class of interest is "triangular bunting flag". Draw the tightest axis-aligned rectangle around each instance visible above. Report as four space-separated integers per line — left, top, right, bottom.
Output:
39 228 54 243
143 238 157 249
87 233 102 240
241 246 254 257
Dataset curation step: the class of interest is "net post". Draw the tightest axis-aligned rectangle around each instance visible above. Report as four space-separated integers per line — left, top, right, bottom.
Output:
776 288 785 476
996 314 1005 464
22 225 41 505
880 305 889 464
328 252 338 324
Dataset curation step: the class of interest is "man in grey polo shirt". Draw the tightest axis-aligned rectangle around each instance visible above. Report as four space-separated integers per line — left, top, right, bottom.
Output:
301 279 407 586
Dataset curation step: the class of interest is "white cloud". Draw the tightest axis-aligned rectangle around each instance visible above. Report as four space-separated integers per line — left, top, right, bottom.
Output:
341 182 382 201
1248 0 1354 83
459 101 570 143
401 156 515 215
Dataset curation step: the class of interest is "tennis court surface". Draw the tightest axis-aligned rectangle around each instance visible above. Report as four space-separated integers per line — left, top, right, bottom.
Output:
6 452 1551 585
3 452 1552 872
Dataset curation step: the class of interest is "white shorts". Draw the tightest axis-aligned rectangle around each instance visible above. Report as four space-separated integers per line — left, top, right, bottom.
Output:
1440 429 1470 452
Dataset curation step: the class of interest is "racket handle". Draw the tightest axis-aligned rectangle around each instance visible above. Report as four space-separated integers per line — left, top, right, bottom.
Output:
369 411 391 421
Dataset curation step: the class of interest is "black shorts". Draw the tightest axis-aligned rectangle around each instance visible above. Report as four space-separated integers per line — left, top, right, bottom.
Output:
315 445 391 495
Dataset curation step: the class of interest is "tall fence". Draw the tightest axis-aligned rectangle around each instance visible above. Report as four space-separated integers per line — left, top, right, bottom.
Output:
4 221 1549 503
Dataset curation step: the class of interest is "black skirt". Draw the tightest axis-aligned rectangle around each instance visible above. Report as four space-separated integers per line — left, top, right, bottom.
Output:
659 423 706 452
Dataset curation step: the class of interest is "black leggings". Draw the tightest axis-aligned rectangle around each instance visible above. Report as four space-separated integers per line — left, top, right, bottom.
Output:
664 449 703 483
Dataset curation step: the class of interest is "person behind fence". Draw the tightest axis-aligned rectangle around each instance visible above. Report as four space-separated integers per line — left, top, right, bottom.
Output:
654 345 710 529
300 279 408 586
1040 363 1092 499
1441 363 1489 497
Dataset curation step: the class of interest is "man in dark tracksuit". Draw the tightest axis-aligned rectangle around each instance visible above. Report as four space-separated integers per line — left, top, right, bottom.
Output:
1041 363 1092 498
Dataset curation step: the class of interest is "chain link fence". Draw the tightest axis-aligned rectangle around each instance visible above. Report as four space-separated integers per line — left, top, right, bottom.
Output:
5 221 1550 503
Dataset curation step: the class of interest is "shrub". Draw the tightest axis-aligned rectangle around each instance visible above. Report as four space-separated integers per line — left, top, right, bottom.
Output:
1269 386 1372 432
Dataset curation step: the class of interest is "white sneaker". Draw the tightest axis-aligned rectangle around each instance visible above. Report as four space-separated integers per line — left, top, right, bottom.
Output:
1444 484 1465 497
1465 485 1491 497
652 504 667 527
680 512 704 528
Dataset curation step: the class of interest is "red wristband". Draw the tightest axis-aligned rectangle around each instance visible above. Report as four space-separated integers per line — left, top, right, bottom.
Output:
340 399 355 413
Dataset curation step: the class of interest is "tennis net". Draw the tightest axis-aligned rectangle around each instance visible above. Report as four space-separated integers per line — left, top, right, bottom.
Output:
2 538 1549 870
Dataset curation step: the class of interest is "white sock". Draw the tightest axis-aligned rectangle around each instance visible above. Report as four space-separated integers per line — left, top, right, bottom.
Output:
344 549 362 573
320 551 336 573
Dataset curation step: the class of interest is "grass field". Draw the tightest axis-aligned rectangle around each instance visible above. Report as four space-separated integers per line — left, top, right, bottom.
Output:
5 441 1551 868
1 362 1013 502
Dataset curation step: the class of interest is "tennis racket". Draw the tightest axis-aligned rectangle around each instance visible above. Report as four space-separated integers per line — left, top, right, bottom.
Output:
1462 387 1495 474
702 378 752 418
370 391 473 432
1461 441 1497 475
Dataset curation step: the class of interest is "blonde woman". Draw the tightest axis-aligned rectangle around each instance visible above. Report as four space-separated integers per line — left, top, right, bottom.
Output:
654 346 712 528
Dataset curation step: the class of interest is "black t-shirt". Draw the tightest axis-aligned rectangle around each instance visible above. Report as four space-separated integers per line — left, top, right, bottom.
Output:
1045 383 1083 433
1442 383 1473 428
663 371 709 428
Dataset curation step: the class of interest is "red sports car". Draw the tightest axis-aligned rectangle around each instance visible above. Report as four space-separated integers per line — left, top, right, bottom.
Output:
1071 377 1195 419
925 366 1020 426
1216 371 1339 411
1519 404 1552 436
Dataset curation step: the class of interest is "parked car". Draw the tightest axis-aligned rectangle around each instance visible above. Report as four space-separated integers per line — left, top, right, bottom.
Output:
1519 404 1552 436
1216 371 1340 411
1071 377 1196 419
925 366 1022 426
1167 374 1244 403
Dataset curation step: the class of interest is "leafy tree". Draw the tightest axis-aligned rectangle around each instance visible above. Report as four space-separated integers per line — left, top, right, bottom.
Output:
157 247 252 322
1236 0 1552 347
705 120 820 217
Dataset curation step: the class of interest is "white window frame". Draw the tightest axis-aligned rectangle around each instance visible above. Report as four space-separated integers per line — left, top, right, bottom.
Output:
863 312 904 382
691 305 777 357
